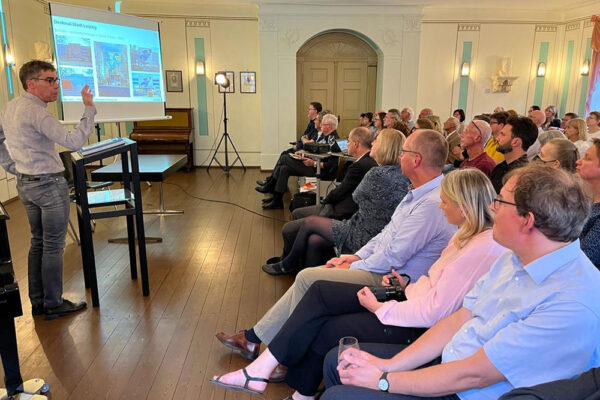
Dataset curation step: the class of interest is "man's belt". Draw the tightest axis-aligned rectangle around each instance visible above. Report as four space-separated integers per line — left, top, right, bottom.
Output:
17 172 64 181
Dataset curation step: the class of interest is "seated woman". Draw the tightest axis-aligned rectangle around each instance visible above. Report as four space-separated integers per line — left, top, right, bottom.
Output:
534 138 578 172
565 117 590 157
576 138 600 269
262 129 410 275
211 168 506 399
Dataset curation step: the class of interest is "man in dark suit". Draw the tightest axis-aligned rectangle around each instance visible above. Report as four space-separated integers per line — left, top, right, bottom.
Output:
277 127 377 260
261 113 340 210
256 102 322 188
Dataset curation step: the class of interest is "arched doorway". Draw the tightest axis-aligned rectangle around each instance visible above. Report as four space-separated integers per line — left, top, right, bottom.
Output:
296 32 378 138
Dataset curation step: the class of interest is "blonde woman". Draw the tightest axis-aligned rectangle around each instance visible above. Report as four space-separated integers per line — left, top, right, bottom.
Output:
426 115 444 134
261 129 410 274
211 169 506 399
565 118 590 157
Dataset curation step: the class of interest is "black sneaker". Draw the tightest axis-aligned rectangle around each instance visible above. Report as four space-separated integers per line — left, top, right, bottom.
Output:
44 299 87 321
32 304 44 316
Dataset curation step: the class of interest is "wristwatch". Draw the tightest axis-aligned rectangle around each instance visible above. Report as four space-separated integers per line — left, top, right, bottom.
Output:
378 371 389 392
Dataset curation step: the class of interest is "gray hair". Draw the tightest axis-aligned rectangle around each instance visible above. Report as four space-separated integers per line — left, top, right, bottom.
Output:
508 165 591 242
322 114 338 130
538 129 566 145
472 120 492 144
401 107 414 119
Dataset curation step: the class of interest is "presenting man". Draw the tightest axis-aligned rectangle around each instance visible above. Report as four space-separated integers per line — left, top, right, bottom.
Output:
323 164 600 400
0 60 96 320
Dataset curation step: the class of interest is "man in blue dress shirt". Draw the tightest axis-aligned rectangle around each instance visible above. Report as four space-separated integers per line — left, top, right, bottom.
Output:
323 164 600 400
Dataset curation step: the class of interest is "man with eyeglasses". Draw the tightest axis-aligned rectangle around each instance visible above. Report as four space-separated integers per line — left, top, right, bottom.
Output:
0 60 96 320
485 112 508 163
323 164 600 400
458 120 497 176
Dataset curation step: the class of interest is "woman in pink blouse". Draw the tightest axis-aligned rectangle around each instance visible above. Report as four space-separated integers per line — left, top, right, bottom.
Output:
210 168 506 400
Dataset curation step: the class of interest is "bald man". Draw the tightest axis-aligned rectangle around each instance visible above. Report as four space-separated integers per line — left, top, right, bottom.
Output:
527 110 545 160
418 108 433 119
459 120 497 176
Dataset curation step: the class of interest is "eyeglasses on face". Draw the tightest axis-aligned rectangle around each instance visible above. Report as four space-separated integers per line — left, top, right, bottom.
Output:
493 197 518 208
471 120 483 136
32 77 60 85
533 155 557 164
400 149 420 156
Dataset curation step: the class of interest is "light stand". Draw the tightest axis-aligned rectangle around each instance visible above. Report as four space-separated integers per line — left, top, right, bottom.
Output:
206 73 246 174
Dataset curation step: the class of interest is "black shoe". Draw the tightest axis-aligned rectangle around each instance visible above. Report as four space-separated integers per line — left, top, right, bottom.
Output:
32 304 44 316
262 197 274 203
44 299 87 321
261 261 294 275
262 200 283 210
256 179 270 186
255 185 274 194
265 256 281 264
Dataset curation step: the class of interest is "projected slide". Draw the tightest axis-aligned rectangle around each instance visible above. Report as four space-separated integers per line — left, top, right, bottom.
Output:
51 13 164 103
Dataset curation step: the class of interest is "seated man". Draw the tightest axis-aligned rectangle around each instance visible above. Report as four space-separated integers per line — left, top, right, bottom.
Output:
216 129 455 360
322 164 600 400
256 101 321 188
485 111 509 163
260 113 340 210
458 120 497 176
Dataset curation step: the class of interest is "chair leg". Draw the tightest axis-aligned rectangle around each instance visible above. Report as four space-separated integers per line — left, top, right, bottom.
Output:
68 219 80 246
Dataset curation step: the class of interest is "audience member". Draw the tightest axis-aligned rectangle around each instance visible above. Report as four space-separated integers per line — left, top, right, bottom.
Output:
527 109 545 159
415 118 435 131
259 113 339 209
426 115 443 134
561 111 579 129
473 113 491 123
485 111 509 163
506 109 519 117
384 109 401 129
542 105 561 130
528 104 541 116
576 139 600 269
587 111 600 139
391 120 410 137
210 169 505 399
216 130 455 361
322 164 600 400
359 112 377 135
419 108 433 119
257 101 322 188
493 105 504 113
453 108 466 134
565 118 591 157
0 60 93 319
534 138 578 173
443 117 461 165
489 115 537 193
400 107 415 130
538 129 566 145
264 128 401 275
459 120 497 176
373 111 386 135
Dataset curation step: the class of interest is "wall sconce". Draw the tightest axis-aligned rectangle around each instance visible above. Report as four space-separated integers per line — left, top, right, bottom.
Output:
460 62 470 77
581 59 590 76
536 62 546 77
195 60 205 76
5 46 15 67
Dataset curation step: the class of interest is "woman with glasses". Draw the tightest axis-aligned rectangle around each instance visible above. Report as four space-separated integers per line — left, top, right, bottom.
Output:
373 112 387 136
210 168 506 399
262 129 410 274
586 111 600 139
565 118 591 157
576 138 600 269
534 138 578 173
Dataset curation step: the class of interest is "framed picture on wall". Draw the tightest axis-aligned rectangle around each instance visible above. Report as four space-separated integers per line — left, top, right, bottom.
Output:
240 71 256 94
165 70 183 92
216 71 235 93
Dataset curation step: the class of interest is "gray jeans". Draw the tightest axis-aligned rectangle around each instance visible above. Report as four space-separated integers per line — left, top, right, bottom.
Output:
254 266 383 345
17 175 70 308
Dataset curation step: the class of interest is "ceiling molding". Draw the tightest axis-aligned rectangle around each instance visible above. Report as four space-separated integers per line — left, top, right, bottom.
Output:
458 24 480 31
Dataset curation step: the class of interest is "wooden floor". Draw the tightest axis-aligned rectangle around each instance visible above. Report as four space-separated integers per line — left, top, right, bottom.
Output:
1 167 298 400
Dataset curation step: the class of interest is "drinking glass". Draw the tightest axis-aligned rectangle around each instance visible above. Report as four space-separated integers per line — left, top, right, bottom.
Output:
338 336 360 369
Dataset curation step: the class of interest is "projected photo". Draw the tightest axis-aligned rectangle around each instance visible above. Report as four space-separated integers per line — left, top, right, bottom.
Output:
130 46 160 72
56 36 92 67
94 42 130 97
132 73 162 98
59 67 94 96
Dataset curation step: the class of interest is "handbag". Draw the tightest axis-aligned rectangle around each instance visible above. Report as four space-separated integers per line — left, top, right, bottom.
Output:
289 191 316 212
0 260 23 319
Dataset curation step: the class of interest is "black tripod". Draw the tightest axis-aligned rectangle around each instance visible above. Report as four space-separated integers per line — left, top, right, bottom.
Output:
206 91 246 174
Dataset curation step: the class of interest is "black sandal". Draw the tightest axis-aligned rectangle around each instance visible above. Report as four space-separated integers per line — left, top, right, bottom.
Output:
209 367 268 396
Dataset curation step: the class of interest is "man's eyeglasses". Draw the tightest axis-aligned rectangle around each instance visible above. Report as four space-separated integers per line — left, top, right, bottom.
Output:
32 77 60 85
400 149 420 156
471 120 483 136
493 197 518 208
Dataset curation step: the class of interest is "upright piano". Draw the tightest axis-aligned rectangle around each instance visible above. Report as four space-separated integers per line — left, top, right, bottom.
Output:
130 108 194 171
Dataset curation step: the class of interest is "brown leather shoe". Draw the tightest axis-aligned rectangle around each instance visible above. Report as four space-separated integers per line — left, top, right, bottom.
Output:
216 330 260 360
268 364 288 383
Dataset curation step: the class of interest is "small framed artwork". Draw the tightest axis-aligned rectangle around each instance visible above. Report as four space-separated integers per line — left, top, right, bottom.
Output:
165 70 183 92
216 71 235 93
240 71 256 94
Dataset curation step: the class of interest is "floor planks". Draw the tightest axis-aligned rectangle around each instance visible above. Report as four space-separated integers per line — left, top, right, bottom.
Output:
1 167 296 400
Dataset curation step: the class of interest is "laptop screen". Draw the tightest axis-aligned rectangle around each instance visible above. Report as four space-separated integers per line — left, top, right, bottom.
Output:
336 139 348 152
